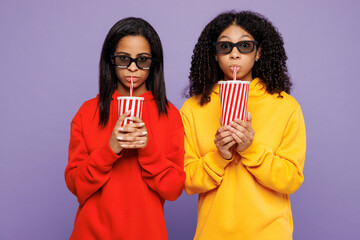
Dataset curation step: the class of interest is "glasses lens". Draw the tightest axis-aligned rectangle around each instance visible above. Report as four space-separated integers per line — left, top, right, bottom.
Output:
216 42 233 54
238 41 255 53
136 57 152 69
114 56 130 67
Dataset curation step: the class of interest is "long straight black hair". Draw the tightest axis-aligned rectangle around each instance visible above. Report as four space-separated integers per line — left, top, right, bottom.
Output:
98 17 168 127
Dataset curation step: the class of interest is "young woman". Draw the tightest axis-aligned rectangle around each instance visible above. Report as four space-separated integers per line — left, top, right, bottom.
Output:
180 11 306 240
65 17 185 240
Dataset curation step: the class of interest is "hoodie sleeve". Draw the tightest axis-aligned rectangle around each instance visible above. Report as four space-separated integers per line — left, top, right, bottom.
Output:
237 106 306 194
137 108 186 201
180 105 233 195
64 108 121 206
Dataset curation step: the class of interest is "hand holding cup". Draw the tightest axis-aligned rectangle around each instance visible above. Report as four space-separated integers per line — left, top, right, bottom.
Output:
117 117 148 149
214 125 236 160
109 111 130 154
109 112 148 154
229 112 255 152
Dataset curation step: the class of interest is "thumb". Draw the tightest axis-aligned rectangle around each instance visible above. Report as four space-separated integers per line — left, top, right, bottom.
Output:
247 112 252 123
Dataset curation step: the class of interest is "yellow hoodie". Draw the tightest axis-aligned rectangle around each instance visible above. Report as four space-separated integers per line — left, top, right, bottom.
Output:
180 78 306 240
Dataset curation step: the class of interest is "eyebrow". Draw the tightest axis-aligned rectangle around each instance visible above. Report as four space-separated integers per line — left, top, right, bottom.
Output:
218 34 252 40
114 51 151 57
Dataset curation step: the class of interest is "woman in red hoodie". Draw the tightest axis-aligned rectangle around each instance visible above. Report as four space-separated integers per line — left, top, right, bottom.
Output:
65 17 186 240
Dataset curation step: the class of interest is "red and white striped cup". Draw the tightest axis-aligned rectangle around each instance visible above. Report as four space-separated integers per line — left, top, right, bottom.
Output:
117 96 144 126
218 80 250 126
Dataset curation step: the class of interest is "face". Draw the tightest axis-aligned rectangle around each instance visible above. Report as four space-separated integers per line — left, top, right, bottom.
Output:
113 35 151 96
215 25 260 82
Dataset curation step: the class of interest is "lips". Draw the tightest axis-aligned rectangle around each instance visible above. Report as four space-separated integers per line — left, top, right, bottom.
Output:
230 66 240 72
125 76 139 82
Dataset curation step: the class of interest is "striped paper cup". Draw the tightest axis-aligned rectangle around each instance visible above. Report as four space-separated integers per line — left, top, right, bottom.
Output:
117 96 144 126
218 80 250 126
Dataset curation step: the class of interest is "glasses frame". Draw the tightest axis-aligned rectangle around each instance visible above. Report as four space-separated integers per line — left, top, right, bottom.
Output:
213 41 259 54
111 55 153 70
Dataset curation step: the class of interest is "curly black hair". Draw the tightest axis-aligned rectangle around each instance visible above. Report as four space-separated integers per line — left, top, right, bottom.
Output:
187 10 292 105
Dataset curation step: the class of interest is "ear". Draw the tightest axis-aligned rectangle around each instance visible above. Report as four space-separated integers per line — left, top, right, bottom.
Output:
215 55 218 62
255 47 261 61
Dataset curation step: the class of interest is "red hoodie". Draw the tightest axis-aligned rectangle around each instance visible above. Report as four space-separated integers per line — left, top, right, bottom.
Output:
65 90 185 240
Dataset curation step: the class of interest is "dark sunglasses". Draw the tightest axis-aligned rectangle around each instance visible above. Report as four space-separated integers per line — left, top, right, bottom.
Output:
213 41 258 54
111 55 152 69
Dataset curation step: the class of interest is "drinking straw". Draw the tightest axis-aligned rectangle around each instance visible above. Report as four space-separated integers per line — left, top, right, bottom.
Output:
130 77 133 97
233 67 238 80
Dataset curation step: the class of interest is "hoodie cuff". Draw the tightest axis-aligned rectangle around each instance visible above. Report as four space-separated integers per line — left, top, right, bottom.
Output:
236 144 263 166
205 151 233 175
93 141 123 171
138 129 161 164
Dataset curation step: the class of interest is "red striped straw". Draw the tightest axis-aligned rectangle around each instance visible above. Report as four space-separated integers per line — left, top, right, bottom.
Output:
130 77 133 97
233 67 238 80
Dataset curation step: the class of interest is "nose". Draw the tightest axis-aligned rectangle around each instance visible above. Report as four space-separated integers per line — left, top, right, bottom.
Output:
229 47 241 59
127 61 138 71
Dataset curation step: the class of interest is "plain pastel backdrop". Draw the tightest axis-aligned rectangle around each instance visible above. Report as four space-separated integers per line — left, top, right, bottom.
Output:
0 0 359 239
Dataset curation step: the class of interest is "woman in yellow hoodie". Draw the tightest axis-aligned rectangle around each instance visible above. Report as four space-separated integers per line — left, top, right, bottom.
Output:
180 11 306 240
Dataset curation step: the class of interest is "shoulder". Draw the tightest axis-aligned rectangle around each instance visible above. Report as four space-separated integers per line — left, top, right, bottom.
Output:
180 95 206 113
180 97 195 112
165 102 183 126
77 97 98 114
165 102 180 117
180 92 219 116
82 96 98 109
72 96 99 123
180 97 199 121
253 78 301 110
264 92 303 121
276 92 301 111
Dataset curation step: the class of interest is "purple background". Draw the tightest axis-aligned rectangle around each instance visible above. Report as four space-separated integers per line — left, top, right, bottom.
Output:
1 0 359 239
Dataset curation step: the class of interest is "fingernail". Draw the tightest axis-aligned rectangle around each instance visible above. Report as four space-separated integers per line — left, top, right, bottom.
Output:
139 123 145 126
118 127 124 131
117 136 123 140
121 145 127 147
139 140 145 144
142 131 147 135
